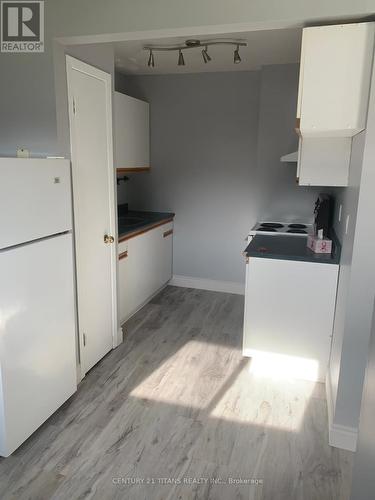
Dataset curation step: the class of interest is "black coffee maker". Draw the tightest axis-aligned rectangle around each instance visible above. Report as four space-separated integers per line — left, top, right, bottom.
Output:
314 194 334 237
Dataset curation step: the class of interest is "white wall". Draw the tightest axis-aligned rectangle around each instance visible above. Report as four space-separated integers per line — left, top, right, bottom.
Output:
350 300 375 500
327 56 375 449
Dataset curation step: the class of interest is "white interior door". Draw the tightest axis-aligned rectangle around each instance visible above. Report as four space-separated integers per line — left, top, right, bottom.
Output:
66 56 118 377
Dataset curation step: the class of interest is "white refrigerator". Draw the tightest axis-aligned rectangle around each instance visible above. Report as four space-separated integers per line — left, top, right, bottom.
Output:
0 158 77 457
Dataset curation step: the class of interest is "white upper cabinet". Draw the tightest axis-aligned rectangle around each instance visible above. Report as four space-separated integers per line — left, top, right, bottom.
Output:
113 91 150 170
297 23 375 138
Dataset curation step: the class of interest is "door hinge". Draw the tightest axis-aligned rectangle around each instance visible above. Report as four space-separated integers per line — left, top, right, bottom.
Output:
83 332 86 346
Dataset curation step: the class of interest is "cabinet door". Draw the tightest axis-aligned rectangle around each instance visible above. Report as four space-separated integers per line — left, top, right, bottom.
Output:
114 91 150 169
297 23 374 137
297 137 351 187
118 241 129 324
243 257 339 382
118 222 173 324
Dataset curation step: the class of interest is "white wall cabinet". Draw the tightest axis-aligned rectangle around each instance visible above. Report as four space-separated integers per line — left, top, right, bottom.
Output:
297 137 351 187
113 91 150 170
297 22 374 138
118 221 173 324
295 22 374 187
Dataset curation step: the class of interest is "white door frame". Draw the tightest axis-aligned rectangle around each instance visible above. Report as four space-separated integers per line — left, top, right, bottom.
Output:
66 55 119 380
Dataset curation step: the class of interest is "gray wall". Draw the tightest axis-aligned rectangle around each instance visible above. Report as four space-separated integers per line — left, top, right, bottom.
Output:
327 57 375 438
116 65 320 284
116 70 261 284
256 65 321 221
0 1 373 157
350 301 375 500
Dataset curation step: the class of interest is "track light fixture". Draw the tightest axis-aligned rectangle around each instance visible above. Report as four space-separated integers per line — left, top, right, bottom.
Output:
147 49 154 67
178 49 185 66
144 38 246 68
201 46 211 63
234 44 241 64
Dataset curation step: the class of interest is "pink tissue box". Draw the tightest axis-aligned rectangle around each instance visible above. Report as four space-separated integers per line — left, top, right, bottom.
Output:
307 235 332 254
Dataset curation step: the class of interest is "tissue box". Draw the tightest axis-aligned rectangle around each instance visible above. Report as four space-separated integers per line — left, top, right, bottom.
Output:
307 235 332 254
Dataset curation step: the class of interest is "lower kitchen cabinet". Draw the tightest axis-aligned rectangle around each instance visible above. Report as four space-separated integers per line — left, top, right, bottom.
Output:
118 221 173 324
243 256 339 382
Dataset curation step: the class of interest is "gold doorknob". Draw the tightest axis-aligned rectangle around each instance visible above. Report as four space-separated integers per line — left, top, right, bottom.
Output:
104 234 115 244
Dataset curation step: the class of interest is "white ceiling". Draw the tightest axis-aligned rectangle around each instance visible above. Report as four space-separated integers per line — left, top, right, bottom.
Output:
114 28 302 75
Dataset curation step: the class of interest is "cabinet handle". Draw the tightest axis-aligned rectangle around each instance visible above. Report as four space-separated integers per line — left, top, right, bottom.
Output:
119 250 128 260
295 118 301 136
163 229 173 238
242 251 249 264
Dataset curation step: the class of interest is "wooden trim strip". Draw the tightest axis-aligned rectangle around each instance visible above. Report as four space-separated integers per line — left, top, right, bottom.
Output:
119 250 128 260
118 218 174 243
163 229 173 238
117 167 151 173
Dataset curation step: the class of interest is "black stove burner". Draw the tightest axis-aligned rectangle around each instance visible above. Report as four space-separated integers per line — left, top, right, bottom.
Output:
288 223 307 229
287 229 307 234
260 222 284 229
257 227 277 232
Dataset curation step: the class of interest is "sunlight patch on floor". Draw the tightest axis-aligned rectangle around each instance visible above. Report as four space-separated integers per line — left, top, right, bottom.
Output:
130 339 317 432
247 349 320 382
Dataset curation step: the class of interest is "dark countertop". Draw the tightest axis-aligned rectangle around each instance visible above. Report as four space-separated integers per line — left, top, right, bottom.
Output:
245 233 341 265
118 209 175 241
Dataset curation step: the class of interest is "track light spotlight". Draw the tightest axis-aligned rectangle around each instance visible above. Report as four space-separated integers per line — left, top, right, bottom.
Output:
178 49 185 66
144 39 246 68
234 44 241 64
201 46 211 63
148 50 154 67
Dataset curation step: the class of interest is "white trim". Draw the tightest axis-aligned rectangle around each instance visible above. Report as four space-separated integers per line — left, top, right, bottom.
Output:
66 55 118 378
170 274 245 295
326 370 358 452
325 369 335 439
329 423 358 452
56 21 296 46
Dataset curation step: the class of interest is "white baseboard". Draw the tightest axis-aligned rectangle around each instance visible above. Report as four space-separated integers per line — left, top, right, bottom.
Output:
326 370 358 452
170 274 245 295
329 423 358 452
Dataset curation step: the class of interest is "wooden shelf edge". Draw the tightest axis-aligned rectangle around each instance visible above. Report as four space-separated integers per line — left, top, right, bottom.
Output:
116 167 151 173
118 217 174 243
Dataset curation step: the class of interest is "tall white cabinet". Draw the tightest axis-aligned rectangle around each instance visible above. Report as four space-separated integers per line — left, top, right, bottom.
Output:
113 91 150 170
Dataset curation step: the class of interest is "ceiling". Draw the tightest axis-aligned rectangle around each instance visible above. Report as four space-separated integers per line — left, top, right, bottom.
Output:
114 28 302 75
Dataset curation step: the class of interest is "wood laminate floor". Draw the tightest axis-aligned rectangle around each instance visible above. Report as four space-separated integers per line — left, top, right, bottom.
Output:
0 286 352 500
